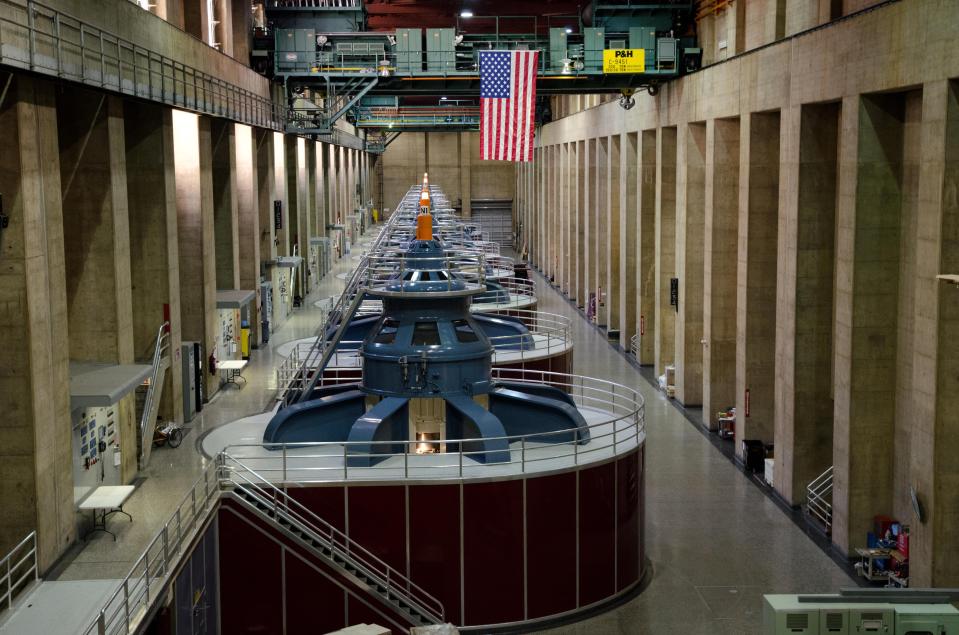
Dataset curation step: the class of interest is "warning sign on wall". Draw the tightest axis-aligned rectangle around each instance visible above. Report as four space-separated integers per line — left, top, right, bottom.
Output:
602 49 645 73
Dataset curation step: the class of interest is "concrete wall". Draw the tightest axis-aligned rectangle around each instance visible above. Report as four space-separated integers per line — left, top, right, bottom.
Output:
524 0 959 585
379 132 516 215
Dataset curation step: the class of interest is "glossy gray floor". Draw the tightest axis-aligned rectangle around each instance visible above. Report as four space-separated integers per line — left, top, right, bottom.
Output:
33 235 854 634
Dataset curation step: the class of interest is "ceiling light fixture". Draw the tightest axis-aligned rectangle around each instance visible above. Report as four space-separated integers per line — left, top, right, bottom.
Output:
565 27 572 33
460 10 473 18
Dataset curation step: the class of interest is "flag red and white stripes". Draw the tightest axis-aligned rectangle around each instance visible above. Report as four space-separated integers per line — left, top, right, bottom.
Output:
479 50 538 162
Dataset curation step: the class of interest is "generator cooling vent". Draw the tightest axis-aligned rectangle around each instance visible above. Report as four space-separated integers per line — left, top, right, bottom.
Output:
786 612 809 630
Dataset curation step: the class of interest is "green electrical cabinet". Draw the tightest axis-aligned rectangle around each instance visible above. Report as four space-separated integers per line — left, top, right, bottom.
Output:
426 28 455 72
584 27 605 72
629 26 657 71
395 28 422 73
275 28 314 73
549 27 568 70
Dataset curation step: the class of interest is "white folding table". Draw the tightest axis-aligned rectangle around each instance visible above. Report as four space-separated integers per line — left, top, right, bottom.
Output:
219 359 248 387
78 485 135 540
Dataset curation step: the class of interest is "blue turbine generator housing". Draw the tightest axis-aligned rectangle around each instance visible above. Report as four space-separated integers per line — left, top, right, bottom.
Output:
263 216 589 467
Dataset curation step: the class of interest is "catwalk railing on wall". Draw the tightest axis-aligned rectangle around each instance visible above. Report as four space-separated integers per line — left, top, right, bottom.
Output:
0 0 283 130
240 369 644 483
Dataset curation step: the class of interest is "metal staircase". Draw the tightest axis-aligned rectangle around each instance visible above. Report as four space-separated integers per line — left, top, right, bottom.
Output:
137 322 171 469
806 466 834 534
219 455 445 627
279 224 392 405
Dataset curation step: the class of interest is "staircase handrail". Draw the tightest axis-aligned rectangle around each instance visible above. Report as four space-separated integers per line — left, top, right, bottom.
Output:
220 454 445 623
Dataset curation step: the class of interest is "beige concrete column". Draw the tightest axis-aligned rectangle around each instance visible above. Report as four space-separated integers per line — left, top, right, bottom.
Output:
459 137 472 217
675 122 706 407
734 112 779 451
273 133 288 256
58 91 138 480
575 140 586 306
595 138 610 326
285 137 308 298
256 128 277 266
567 142 578 299
637 130 657 365
155 0 185 30
234 123 260 345
833 90 919 554
0 75 73 571
607 135 622 338
619 132 638 346
655 127 677 375
212 119 240 290
173 112 218 402
58 91 135 366
703 117 740 430
774 103 839 504
909 79 959 587
125 101 184 426
585 139 595 307
213 0 234 56
230 0 251 63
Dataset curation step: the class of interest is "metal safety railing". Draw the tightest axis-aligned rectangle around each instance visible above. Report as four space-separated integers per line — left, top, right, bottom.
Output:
806 465 834 533
0 0 283 129
471 276 536 308
83 450 447 635
221 454 446 624
0 531 37 613
84 462 220 635
232 368 645 484
275 309 573 397
138 321 170 469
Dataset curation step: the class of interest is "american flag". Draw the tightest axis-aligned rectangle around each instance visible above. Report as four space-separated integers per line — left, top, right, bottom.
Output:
479 50 538 162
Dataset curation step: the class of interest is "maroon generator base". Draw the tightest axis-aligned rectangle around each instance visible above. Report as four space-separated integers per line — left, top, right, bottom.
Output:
216 445 645 633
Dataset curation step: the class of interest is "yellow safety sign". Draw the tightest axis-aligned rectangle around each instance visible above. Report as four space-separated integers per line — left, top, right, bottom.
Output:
602 49 645 74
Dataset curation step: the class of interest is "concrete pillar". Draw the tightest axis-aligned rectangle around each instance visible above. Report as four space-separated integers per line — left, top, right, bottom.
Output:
734 112 780 452
212 119 240 290
703 117 740 430
619 132 638 346
0 75 73 571
213 0 234 55
774 102 839 504
230 0 251 63
284 137 307 299
235 124 261 346
833 90 919 554
637 130 657 365
125 101 184 426
567 142 578 299
173 111 218 402
155 0 185 30
607 135 622 338
459 136 472 217
58 91 134 366
595 137 609 325
562 142 572 294
575 140 586 306
57 91 138 481
655 127 677 376
585 139 595 309
675 122 706 407
909 79 959 587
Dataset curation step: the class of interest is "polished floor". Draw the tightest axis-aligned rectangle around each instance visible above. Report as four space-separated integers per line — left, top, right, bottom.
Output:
11 228 856 634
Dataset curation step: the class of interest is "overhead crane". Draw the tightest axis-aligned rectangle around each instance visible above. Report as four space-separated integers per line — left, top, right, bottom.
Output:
254 1 700 143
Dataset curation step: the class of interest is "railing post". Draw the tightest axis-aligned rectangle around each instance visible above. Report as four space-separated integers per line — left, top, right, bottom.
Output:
521 437 526 473
123 577 130 629
282 445 288 483
97 609 107 635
